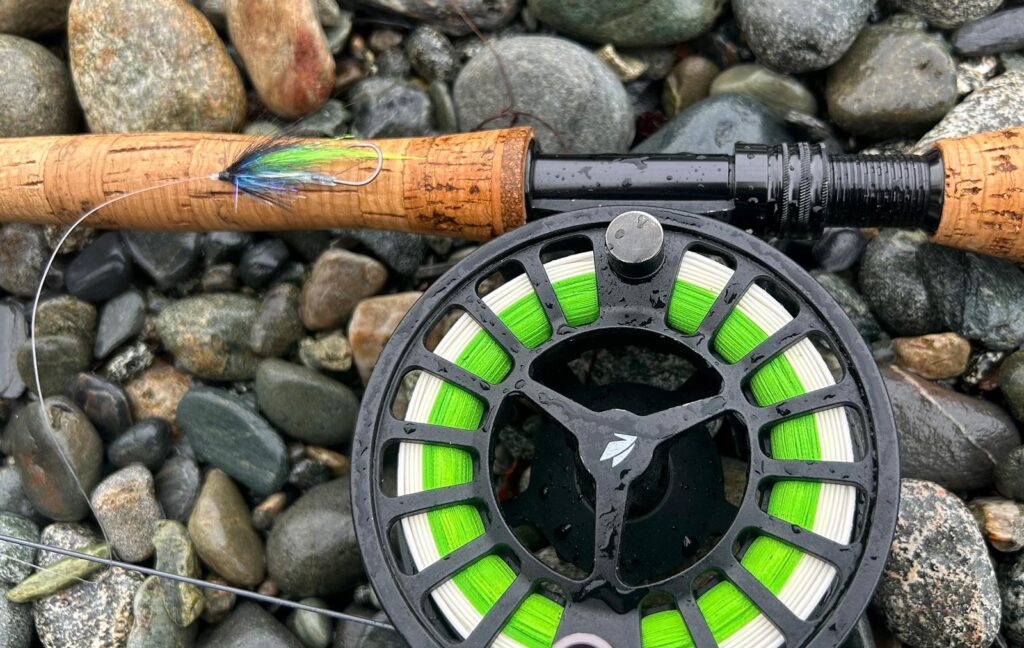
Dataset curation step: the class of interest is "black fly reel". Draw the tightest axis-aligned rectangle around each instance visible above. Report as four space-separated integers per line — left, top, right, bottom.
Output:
352 207 898 648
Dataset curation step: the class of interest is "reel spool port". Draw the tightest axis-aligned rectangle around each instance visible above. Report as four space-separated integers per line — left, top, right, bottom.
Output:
352 207 899 648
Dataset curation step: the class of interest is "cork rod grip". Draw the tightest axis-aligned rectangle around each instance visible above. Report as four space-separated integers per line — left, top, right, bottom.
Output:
0 128 534 240
933 126 1024 261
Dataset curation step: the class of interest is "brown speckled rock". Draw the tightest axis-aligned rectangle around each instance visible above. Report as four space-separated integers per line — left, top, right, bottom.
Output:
226 0 334 118
124 362 191 437
348 292 421 383
188 469 266 587
68 0 245 132
90 465 162 563
970 497 1024 552
155 293 260 381
300 249 387 331
892 332 971 380
873 480 1001 648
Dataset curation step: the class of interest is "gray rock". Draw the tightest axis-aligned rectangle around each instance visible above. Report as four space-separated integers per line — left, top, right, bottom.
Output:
0 224 46 297
1001 552 1024 645
349 78 434 139
812 229 868 273
343 229 427 277
33 523 144 648
0 0 70 36
733 0 872 73
874 479 1000 648
0 513 38 585
291 99 349 137
859 230 940 336
300 249 387 331
122 231 202 290
10 398 104 520
66 372 134 440
813 272 883 343
0 301 27 399
405 25 458 83
178 384 289 495
287 598 333 648
68 0 245 132
428 79 458 133
126 576 197 648
634 93 790 155
203 232 252 265
375 48 411 79
709 64 817 115
882 366 1020 491
250 283 304 358
953 7 1024 56
892 0 1002 29
34 295 96 345
90 464 162 563
198 602 302 648
255 360 360 447
995 445 1024 502
1002 351 1024 422
527 0 725 47
108 418 172 469
0 587 32 648
65 232 134 303
16 335 91 397
914 71 1024 153
156 293 260 380
95 289 145 359
155 455 201 523
349 0 518 36
0 35 77 137
826 23 956 138
267 479 362 597
0 466 37 520
333 605 407 647
454 36 634 154
238 239 289 290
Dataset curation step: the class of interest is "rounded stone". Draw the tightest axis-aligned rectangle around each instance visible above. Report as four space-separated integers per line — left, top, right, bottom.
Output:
255 359 360 447
348 77 434 139
1001 351 1024 422
65 232 134 303
874 480 1001 648
197 601 303 648
68 0 245 132
238 239 289 290
156 293 261 381
0 0 71 36
0 35 77 137
298 331 353 373
914 71 1024 154
153 519 205 627
124 362 192 436
266 478 362 597
0 587 32 648
0 512 38 585
287 598 333 648
405 24 458 83
892 332 972 381
348 292 422 383
300 249 388 331
187 469 266 587
859 230 940 336
0 224 46 298
90 465 162 563
454 36 634 154
892 0 1002 29
121 231 202 290
527 0 726 48
155 455 201 523
66 372 134 441
250 283 305 358
108 418 172 469
95 289 146 359
126 576 197 648
709 64 817 115
16 335 91 397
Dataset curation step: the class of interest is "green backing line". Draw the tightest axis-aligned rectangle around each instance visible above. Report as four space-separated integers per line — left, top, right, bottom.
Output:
641 281 823 648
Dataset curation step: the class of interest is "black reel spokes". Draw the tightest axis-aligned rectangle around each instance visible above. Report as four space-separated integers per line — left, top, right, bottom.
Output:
352 207 898 648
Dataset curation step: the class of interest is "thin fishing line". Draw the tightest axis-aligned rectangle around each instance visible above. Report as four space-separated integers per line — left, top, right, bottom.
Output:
0 532 395 631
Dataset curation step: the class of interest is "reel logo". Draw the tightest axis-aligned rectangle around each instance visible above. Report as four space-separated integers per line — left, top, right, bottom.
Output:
600 433 637 467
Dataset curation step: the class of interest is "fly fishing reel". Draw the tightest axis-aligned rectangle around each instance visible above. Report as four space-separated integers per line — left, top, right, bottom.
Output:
352 207 899 648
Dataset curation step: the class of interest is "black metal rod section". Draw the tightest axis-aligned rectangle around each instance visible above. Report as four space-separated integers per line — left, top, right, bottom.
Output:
528 144 944 238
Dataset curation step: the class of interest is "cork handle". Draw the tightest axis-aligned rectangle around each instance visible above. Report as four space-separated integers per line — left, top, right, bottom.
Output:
932 127 1024 261
0 128 534 240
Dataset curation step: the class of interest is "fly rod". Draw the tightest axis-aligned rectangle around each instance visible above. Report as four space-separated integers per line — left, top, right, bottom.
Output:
0 126 1021 260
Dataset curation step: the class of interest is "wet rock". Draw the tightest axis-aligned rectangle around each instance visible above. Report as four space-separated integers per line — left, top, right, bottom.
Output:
250 283 304 358
733 0 872 73
0 513 38 585
348 77 434 138
298 332 353 372
1002 351 1024 422
859 230 940 336
156 294 260 380
812 229 868 273
970 497 1024 552
68 0 245 132
126 576 197 648
343 229 427 278
155 455 201 523
252 492 288 532
953 8 1024 57
881 365 1020 491
197 601 302 648
90 465 162 563
874 480 1000 648
95 289 146 359
892 333 971 380
121 231 201 290
662 56 719 117
102 341 155 385
256 360 360 447
238 239 290 290
108 418 172 470
0 0 71 36
125 362 192 435
267 478 362 597
914 71 1024 153
333 604 407 647
814 272 883 343
67 372 134 440
1000 552 1024 645
300 249 387 331
288 458 331 491
826 23 956 139
709 64 817 115
65 232 133 303
892 0 1002 29
0 301 27 399
226 0 333 118
178 385 289 495
350 0 517 36
10 398 103 520
199 576 235 624
16 335 91 397
405 24 458 83
0 35 77 137
349 292 422 383
456 36 633 154
527 0 724 47
287 598 333 648
0 587 31 648
0 225 46 297
203 232 252 265
634 93 790 155
35 295 96 346
188 469 265 587
31 523 142 648
153 520 204 627
0 467 37 520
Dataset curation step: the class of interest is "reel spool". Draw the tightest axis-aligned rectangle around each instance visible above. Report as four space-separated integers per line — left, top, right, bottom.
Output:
352 207 899 648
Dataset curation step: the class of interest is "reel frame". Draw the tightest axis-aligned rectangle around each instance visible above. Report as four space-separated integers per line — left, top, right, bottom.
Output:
352 206 899 648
